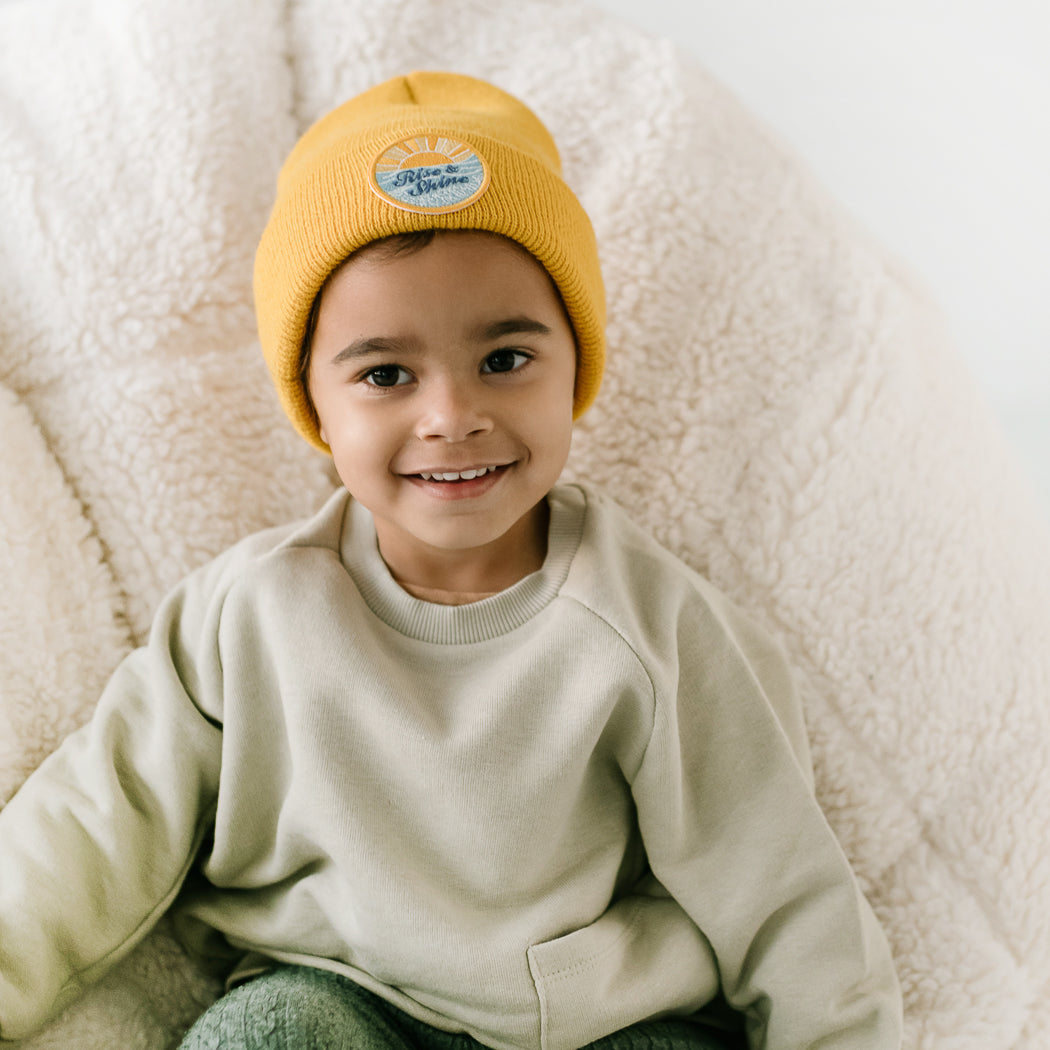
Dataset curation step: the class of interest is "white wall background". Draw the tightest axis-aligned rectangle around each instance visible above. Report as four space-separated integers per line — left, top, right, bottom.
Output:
588 0 1050 516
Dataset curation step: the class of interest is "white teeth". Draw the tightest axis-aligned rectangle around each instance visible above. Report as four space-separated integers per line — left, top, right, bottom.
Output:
419 467 495 482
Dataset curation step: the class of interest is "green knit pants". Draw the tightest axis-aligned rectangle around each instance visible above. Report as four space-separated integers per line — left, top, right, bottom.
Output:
178 965 741 1050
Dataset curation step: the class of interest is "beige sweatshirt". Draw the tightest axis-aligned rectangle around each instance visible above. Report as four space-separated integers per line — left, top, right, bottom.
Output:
0 484 901 1048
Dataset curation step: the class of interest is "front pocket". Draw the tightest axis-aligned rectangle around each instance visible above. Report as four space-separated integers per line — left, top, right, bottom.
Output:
527 894 720 1050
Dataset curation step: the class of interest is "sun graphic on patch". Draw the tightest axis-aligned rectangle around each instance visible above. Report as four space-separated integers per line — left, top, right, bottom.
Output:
370 135 490 214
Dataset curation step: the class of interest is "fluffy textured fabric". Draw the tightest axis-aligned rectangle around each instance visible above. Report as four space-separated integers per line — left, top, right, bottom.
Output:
0 0 1047 1047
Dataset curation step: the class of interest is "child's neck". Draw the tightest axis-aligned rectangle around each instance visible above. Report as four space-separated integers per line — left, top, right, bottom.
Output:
377 500 550 606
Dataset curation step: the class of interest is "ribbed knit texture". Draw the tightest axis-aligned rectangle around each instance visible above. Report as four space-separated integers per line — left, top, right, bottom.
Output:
254 72 606 450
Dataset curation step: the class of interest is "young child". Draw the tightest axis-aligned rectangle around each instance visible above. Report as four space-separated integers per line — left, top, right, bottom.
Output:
0 72 902 1049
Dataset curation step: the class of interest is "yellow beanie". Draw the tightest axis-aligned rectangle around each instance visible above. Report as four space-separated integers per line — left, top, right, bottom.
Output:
254 71 606 452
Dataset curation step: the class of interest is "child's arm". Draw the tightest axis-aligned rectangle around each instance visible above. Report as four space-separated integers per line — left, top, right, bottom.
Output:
632 583 902 1049
0 572 226 1041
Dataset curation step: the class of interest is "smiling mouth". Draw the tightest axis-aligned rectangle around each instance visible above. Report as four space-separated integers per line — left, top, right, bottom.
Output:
414 465 508 482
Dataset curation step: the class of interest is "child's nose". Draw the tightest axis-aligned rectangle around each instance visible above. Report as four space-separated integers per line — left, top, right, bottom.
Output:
415 379 493 442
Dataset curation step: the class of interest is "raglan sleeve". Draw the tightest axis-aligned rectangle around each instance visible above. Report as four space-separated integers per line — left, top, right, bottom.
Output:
630 580 903 1050
0 560 229 1042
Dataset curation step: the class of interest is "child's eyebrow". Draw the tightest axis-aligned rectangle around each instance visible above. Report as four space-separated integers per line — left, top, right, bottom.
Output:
477 317 553 341
329 337 410 366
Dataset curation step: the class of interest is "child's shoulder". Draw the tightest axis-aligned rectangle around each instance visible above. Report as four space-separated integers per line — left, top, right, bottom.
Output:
564 482 779 660
560 482 725 629
167 488 351 609
565 483 808 765
563 482 708 596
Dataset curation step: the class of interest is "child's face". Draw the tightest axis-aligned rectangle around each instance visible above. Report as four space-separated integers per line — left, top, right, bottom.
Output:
307 231 577 591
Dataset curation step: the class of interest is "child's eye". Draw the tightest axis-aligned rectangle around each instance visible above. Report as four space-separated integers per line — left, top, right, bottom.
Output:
362 364 411 388
481 349 531 375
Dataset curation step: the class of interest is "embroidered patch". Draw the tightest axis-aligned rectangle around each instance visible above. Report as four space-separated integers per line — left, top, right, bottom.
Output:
371 135 489 214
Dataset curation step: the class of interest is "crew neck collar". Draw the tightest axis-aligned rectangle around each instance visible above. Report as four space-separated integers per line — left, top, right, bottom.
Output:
339 485 585 644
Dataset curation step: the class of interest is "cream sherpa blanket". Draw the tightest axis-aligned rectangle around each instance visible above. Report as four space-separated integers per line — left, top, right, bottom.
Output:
1 0 1048 1046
